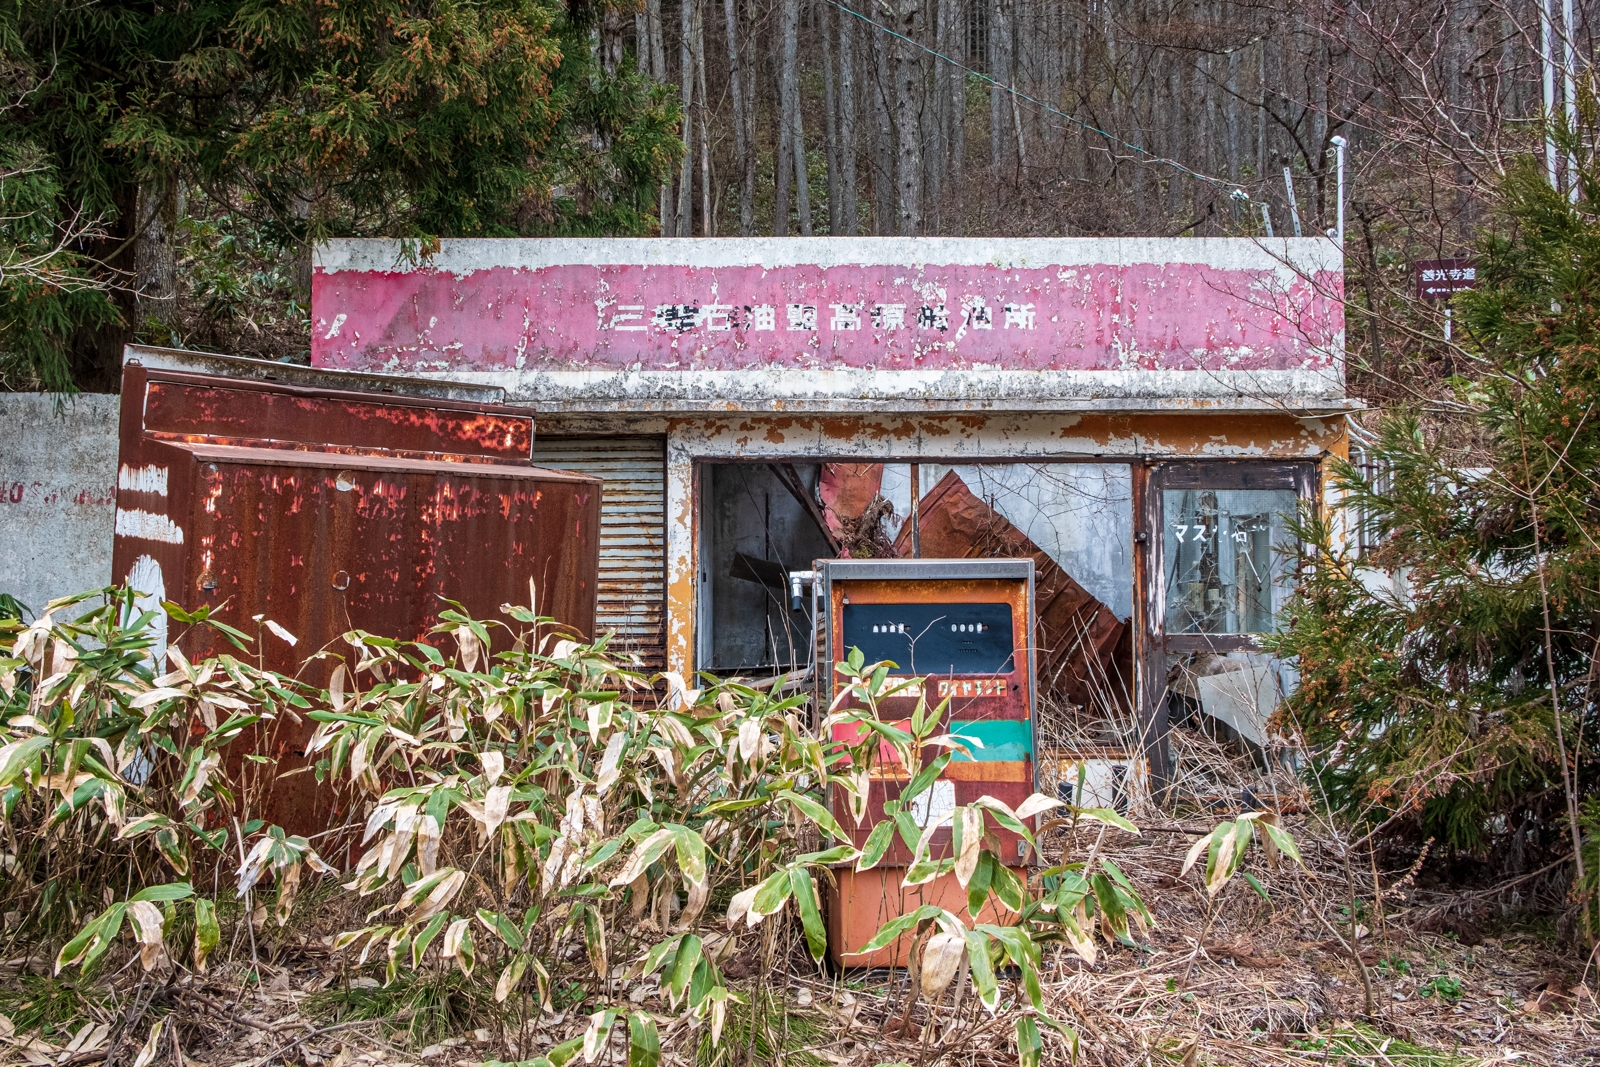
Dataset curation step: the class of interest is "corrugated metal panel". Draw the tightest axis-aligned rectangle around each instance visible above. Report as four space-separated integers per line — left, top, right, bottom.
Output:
532 436 666 673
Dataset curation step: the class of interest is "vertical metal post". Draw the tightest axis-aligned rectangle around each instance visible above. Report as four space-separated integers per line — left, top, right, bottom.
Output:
1259 202 1275 238
1330 136 1347 243
1563 0 1579 200
909 463 921 557
1542 0 1560 188
1282 165 1304 238
1444 307 1453 343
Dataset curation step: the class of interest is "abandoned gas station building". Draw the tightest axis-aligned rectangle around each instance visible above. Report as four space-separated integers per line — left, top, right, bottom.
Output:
292 236 1347 794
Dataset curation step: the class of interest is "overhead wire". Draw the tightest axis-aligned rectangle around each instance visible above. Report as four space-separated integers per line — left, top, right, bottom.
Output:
822 0 1254 200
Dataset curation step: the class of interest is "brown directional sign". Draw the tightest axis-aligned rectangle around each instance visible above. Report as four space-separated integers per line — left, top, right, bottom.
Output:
1416 258 1479 301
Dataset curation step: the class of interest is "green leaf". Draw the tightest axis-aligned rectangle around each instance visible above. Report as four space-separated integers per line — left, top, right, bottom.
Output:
0 737 49 788
1090 873 1130 941
966 929 1000 1009
750 869 792 918
899 752 953 806
796 844 859 866
777 789 849 842
970 796 1037 846
193 898 220 972
1241 871 1270 900
545 1034 586 1067
628 1012 661 1067
990 861 1025 912
643 933 686 976
859 904 943 953
1260 821 1304 865
1016 1015 1043 1067
967 850 997 918
856 821 895 872
666 935 703 1005
132 882 194 902
1075 806 1139 834
789 868 827 962
476 907 525 950
412 912 450 967
667 823 707 886
55 905 117 973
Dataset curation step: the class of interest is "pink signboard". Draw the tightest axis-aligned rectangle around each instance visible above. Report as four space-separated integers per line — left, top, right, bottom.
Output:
312 238 1343 376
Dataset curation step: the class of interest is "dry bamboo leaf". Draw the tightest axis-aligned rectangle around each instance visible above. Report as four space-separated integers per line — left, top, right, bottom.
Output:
921 932 966 998
126 895 165 972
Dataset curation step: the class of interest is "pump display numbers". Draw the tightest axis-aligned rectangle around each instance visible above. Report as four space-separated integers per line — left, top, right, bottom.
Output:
841 602 1015 676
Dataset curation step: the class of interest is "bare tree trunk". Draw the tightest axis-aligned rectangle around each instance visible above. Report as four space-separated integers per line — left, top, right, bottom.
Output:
871 20 895 234
931 0 957 231
949 0 965 233
723 0 755 235
648 0 673 234
989 0 1002 174
893 0 923 234
695 0 711 235
821 0 843 235
1257 39 1268 182
781 0 813 235
677 0 697 236
134 176 180 337
838 5 860 235
774 34 792 234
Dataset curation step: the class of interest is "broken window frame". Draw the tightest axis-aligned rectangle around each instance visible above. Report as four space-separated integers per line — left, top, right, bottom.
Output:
1137 458 1319 787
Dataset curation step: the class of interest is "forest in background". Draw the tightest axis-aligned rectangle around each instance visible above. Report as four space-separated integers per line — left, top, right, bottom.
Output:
622 0 1587 413
0 0 1575 403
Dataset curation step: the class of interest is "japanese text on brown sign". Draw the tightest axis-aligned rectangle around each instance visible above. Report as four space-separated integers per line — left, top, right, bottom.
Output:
1416 258 1478 301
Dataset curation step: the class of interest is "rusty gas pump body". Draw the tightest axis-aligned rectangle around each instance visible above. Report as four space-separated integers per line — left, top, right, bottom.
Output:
816 558 1037 967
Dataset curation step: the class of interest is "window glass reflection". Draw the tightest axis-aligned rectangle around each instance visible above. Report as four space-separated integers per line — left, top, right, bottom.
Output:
1163 489 1297 634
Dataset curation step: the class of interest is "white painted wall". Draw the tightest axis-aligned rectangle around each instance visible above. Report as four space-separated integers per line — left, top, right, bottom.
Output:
0 393 118 617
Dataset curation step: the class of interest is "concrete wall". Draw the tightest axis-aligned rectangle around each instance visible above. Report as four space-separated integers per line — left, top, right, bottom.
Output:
0 392 118 617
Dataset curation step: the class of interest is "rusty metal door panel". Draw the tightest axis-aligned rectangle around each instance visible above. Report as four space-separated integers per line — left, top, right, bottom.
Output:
142 376 533 460
113 359 601 836
531 436 666 672
164 445 599 834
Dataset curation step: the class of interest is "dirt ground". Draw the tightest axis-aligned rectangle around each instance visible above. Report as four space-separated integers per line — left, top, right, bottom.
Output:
2 817 1592 1067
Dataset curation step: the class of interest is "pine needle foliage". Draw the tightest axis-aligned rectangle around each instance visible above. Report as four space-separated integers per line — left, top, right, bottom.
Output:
1269 121 1600 864
0 0 681 391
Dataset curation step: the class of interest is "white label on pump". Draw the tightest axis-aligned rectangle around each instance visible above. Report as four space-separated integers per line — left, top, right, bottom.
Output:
910 780 957 828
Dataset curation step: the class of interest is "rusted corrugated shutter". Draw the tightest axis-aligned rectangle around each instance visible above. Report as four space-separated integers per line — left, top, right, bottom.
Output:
532 436 667 673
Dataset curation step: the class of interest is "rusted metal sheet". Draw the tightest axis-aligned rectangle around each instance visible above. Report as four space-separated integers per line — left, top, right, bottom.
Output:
143 379 532 460
817 559 1037 966
896 470 1127 713
531 436 667 673
113 359 602 835
827 866 1026 967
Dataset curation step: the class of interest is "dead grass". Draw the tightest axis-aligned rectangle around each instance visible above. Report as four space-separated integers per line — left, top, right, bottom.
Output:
2 814 1592 1067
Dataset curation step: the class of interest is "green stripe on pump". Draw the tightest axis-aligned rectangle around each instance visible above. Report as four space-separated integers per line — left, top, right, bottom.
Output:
948 720 1032 762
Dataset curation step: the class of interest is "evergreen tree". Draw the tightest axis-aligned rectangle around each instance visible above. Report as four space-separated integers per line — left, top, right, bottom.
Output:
1272 122 1600 891
0 0 680 392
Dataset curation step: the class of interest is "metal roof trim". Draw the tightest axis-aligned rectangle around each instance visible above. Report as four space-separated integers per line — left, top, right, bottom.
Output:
316 235 1342 275
819 558 1036 581
123 344 516 407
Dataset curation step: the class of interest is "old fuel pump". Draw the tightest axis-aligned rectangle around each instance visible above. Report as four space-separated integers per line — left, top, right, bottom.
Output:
813 558 1037 967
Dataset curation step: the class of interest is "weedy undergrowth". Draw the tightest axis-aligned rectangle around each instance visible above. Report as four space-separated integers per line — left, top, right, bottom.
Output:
2 587 1303 1067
